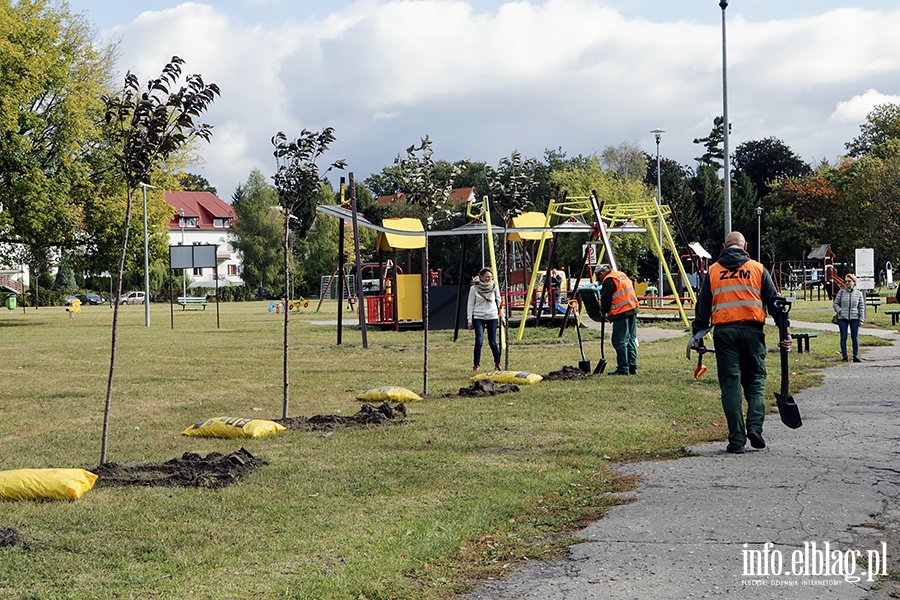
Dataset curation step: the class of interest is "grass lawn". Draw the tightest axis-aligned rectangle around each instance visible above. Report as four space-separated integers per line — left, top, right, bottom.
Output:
0 299 890 598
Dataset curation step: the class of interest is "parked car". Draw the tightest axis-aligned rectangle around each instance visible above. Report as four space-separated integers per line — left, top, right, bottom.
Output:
120 291 145 305
64 295 80 306
78 293 104 305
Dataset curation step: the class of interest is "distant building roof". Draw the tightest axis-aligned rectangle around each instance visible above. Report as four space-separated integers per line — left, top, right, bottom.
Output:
165 191 235 230
375 187 476 206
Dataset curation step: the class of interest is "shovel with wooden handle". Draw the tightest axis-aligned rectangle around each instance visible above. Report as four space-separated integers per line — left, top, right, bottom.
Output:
773 297 802 429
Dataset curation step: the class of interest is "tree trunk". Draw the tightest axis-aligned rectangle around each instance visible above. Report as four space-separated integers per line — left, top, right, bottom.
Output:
282 211 290 418
422 241 429 396
100 188 134 464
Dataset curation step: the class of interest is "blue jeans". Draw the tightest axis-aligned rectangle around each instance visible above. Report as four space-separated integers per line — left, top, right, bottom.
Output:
837 318 860 360
473 318 501 368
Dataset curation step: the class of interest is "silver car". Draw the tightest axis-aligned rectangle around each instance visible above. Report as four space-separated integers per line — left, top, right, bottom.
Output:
120 291 145 305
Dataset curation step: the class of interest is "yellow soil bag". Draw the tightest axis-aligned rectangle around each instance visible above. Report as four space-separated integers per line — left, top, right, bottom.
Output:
356 386 423 402
0 468 98 501
471 370 543 385
181 417 286 439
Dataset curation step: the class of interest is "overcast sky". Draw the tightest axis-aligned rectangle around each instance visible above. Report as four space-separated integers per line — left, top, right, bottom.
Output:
67 0 900 199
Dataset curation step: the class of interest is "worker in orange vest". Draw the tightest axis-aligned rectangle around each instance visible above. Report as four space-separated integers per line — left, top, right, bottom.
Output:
692 231 791 454
594 263 639 375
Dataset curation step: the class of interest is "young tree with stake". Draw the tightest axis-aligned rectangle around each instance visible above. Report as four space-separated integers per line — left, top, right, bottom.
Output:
99 57 219 464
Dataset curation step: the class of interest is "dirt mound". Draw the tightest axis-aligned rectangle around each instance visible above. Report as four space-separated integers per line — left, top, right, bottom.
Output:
276 401 407 431
545 365 590 380
0 527 29 550
90 448 265 488
457 378 520 397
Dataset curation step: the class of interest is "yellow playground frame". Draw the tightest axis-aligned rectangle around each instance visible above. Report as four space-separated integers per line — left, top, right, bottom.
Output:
516 192 697 340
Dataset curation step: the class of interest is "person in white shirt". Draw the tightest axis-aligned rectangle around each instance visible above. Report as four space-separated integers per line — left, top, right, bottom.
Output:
467 268 502 372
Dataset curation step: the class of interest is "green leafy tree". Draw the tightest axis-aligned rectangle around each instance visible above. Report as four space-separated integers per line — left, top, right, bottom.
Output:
99 56 219 463
395 136 463 395
693 116 730 169
271 128 345 418
845 103 900 158
732 137 812 199
178 172 217 194
551 154 649 278
828 141 900 262
52 263 77 291
0 0 113 283
231 169 283 293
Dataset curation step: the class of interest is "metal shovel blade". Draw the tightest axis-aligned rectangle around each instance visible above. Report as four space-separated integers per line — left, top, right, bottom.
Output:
578 360 592 374
773 296 802 429
593 319 608 374
775 392 803 429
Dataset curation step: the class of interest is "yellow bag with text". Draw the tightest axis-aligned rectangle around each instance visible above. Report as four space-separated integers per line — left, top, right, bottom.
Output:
356 386 422 402
181 417 286 439
0 468 98 501
471 370 543 385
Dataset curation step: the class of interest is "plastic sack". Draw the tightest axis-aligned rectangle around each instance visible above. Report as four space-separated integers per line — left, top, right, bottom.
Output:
0 468 98 501
181 417 286 439
356 386 423 402
471 370 543 385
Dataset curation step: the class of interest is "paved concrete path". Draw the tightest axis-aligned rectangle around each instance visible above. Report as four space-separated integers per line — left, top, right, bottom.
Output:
468 323 900 599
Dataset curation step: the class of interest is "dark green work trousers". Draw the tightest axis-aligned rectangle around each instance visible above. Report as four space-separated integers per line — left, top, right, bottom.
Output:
610 313 637 374
713 326 767 448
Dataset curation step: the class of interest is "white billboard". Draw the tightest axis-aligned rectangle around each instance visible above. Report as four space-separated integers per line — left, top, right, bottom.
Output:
855 248 875 290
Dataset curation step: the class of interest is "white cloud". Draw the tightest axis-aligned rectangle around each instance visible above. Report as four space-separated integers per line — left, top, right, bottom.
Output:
831 89 900 123
100 1 900 197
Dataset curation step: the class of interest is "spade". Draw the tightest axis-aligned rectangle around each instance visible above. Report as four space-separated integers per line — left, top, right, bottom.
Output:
593 318 608 374
773 297 802 429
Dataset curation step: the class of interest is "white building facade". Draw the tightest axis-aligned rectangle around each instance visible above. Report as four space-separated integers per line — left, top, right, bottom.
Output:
165 191 243 288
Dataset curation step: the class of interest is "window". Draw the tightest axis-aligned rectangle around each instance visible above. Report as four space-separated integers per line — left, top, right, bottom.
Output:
179 217 198 228
193 268 203 276
214 218 231 228
227 264 237 276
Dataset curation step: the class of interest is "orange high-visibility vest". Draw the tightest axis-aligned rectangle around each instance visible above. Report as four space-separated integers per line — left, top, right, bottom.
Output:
708 260 767 325
603 270 639 316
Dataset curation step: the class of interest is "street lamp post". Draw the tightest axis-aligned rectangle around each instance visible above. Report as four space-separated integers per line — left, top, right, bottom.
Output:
756 206 763 262
720 0 732 237
651 129 665 301
179 208 186 299
140 182 156 327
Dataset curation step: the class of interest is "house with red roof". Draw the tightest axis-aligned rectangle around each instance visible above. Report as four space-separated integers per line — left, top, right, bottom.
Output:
164 191 243 289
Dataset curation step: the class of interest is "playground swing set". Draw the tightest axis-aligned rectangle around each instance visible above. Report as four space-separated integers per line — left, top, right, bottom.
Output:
315 185 704 350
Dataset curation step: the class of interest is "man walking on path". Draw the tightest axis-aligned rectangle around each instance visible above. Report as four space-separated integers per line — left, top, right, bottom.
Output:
594 263 639 375
467 328 900 599
691 231 791 454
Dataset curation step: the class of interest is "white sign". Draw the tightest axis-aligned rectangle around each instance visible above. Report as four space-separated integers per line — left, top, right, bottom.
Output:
583 243 598 266
855 248 875 290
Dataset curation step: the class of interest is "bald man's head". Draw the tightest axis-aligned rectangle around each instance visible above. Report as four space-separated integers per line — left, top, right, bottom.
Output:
724 232 746 248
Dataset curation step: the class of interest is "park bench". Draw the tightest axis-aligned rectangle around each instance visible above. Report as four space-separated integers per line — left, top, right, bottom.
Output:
885 309 900 326
865 291 884 312
790 331 818 354
177 296 208 310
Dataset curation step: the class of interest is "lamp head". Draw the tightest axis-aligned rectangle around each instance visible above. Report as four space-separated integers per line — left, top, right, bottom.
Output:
719 0 728 9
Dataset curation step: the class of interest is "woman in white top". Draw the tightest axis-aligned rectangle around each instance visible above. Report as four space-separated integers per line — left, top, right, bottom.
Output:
832 273 866 362
467 267 502 372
